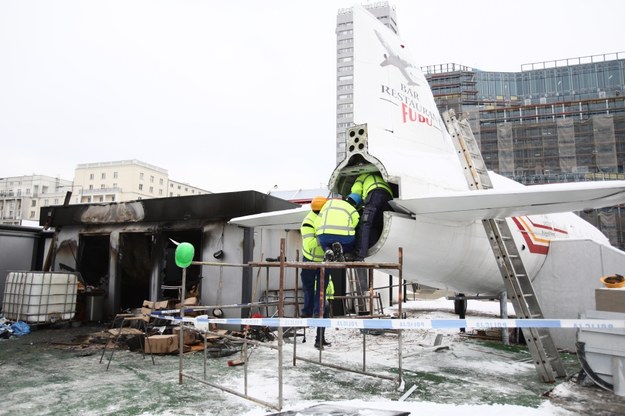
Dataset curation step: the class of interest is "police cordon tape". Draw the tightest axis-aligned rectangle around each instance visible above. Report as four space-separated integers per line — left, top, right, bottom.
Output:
150 314 625 331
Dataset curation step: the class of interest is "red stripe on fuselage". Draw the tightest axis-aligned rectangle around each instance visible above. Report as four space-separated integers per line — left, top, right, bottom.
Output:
511 217 549 255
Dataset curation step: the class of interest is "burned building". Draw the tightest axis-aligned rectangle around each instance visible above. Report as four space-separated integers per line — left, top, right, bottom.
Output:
37 191 301 320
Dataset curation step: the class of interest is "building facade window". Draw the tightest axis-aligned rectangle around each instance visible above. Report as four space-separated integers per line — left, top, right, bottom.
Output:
139 184 143 190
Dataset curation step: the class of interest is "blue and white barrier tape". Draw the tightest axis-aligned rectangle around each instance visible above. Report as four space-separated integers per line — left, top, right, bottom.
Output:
150 314 625 331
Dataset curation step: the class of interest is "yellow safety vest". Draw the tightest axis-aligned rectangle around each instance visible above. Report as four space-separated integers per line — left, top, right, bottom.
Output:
351 173 392 200
314 275 335 300
326 279 335 300
315 199 359 237
300 210 325 262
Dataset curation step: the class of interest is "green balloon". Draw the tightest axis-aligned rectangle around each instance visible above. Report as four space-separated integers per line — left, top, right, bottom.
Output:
175 242 195 268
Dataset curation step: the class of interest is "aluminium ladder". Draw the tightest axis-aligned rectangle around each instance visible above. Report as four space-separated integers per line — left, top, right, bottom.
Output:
347 268 368 314
443 109 566 383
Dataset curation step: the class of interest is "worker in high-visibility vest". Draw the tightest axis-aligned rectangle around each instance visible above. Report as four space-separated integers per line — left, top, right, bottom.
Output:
299 196 327 318
312 194 360 349
315 193 361 261
351 172 393 260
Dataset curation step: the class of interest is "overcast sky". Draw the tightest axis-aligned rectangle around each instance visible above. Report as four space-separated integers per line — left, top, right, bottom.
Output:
1 1 623 194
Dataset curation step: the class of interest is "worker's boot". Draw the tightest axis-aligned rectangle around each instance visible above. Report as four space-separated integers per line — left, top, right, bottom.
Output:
314 328 331 349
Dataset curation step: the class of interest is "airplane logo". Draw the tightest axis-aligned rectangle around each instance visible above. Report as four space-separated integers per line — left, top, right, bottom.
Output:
374 29 421 86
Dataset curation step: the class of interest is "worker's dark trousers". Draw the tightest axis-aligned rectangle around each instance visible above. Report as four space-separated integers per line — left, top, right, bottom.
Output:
315 327 326 343
355 188 392 258
300 258 319 317
314 301 329 344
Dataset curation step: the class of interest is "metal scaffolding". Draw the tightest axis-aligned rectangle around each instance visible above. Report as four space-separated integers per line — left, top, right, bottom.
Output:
166 239 404 411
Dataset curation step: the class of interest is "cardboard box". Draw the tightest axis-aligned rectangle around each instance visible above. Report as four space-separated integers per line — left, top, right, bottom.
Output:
141 300 171 318
175 297 198 309
173 327 197 345
595 288 625 313
145 334 178 354
142 300 170 310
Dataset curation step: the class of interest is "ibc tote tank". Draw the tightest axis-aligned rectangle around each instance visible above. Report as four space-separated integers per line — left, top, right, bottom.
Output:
2 271 78 324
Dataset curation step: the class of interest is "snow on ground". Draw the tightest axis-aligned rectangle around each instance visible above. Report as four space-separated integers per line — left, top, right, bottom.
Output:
232 297 578 415
1 296 604 415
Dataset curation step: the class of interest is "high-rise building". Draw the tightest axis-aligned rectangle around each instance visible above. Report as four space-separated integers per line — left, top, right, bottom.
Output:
335 2 398 165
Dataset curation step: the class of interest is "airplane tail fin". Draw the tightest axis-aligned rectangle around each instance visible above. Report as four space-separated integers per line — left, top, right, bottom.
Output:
335 6 468 199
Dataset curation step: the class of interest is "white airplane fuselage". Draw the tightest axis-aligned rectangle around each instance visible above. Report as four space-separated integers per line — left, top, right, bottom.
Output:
368 183 610 295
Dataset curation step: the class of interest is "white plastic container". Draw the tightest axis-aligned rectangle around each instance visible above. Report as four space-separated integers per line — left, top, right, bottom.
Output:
2 271 78 323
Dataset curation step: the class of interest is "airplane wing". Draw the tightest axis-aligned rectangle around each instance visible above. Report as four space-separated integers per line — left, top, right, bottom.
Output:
229 206 308 230
391 180 625 222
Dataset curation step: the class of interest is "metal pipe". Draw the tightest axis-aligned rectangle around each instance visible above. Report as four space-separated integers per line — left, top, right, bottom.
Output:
179 266 186 385
183 373 280 411
278 239 285 410
295 355 395 381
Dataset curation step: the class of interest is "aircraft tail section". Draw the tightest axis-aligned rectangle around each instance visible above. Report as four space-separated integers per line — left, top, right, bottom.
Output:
331 6 468 199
